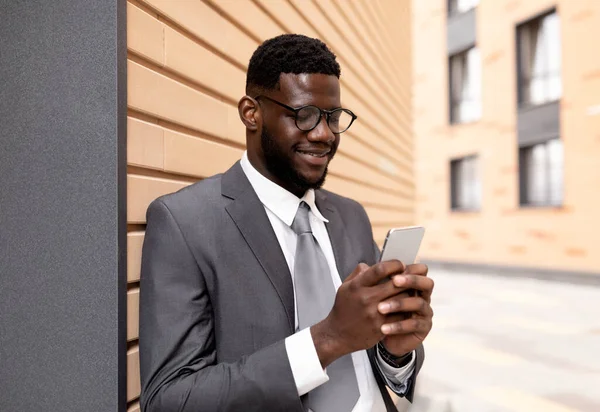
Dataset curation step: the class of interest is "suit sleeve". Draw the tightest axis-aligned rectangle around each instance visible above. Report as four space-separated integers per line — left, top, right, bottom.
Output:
139 199 303 412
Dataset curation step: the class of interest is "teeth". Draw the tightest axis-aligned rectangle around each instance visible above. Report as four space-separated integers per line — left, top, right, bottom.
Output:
298 151 327 157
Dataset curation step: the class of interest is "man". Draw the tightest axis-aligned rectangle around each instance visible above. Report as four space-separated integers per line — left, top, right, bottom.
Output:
139 34 434 412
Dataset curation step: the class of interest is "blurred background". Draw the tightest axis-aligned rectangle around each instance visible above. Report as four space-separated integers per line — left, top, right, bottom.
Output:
408 1 600 411
2 0 599 411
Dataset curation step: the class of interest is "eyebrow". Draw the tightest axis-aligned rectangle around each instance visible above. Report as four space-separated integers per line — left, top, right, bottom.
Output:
260 95 343 111
289 100 343 110
285 91 342 110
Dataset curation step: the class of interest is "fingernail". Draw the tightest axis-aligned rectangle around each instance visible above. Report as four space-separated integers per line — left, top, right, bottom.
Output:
378 303 390 314
381 324 391 334
393 276 406 287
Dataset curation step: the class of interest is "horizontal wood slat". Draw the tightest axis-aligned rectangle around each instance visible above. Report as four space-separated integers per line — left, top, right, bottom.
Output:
141 0 257 67
127 289 140 341
128 2 247 103
127 232 145 283
128 2 164 66
164 26 245 103
339 132 412 177
364 206 414 226
128 174 190 224
128 116 245 179
128 402 140 412
163 129 243 178
205 0 284 42
127 347 141 402
328 156 410 195
127 117 164 170
254 0 315 36
323 175 411 209
317 0 406 111
128 60 245 145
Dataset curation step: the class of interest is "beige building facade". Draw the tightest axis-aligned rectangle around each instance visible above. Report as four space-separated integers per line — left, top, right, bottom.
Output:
413 0 600 277
125 0 414 409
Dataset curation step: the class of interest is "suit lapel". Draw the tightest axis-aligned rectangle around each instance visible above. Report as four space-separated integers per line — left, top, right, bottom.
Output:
315 191 357 282
222 162 295 333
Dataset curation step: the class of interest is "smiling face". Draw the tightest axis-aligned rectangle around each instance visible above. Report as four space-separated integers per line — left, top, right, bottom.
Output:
245 73 341 197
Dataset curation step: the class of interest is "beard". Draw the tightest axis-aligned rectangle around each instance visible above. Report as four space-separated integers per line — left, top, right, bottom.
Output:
260 125 335 195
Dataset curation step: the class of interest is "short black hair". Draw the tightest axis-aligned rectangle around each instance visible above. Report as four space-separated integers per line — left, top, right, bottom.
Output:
246 34 341 95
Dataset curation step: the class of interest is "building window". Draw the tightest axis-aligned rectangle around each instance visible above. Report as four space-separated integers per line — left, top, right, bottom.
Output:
519 138 563 207
449 47 482 124
517 11 561 106
448 0 479 15
450 155 481 210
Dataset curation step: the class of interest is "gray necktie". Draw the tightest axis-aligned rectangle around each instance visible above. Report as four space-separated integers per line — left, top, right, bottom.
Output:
292 202 359 412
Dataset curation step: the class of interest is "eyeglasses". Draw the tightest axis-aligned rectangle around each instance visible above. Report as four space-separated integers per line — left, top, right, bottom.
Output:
254 95 357 134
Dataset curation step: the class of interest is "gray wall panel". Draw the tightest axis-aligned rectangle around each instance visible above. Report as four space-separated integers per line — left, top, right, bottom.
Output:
447 8 477 55
0 0 127 410
517 101 560 146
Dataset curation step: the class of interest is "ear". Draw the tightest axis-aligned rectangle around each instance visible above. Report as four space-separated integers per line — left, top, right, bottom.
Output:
238 96 260 132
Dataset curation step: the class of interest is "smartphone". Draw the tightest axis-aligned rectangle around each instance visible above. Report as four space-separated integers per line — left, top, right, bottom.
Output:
379 226 425 264
378 226 425 296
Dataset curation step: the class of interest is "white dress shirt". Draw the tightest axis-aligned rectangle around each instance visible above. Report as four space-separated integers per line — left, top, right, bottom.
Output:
240 152 415 411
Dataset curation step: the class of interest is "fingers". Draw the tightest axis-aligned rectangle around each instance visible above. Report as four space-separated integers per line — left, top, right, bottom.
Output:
372 277 412 302
393 272 434 302
406 263 428 276
345 262 370 283
358 260 405 287
377 296 433 317
381 315 433 336
386 263 428 289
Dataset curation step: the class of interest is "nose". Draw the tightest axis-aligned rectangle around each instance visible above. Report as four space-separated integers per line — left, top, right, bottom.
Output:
307 114 335 143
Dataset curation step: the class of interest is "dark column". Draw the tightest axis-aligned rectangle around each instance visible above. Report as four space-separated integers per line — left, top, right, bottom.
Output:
0 1 127 410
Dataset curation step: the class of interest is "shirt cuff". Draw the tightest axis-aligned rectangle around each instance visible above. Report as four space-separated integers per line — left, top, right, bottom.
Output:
375 348 416 393
284 327 330 396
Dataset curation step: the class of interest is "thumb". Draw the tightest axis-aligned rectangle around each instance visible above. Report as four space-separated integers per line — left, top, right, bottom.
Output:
345 262 370 282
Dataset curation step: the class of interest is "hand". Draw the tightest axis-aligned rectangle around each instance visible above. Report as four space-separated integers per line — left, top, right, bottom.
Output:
311 260 408 368
376 263 434 357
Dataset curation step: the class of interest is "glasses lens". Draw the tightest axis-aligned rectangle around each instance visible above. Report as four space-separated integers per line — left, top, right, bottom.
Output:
329 109 353 133
296 106 321 131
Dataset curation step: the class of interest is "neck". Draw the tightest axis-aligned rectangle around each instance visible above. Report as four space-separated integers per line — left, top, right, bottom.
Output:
247 151 306 198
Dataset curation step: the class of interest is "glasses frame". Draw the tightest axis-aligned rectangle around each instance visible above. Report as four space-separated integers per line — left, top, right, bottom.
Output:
254 95 357 134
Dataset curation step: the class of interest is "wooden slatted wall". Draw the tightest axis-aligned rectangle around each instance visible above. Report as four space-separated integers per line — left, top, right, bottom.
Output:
125 0 413 409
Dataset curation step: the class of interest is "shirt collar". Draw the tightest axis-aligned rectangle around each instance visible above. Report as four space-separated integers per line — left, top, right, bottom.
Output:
240 151 329 227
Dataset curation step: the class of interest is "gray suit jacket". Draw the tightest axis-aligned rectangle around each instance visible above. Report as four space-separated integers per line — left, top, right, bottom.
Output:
139 161 424 412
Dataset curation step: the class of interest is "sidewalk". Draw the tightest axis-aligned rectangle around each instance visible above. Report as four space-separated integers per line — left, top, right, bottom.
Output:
396 268 600 412
423 260 600 287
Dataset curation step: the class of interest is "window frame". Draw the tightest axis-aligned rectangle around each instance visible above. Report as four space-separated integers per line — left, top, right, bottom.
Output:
447 0 479 17
516 8 560 108
450 154 481 212
448 46 482 125
518 138 564 208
